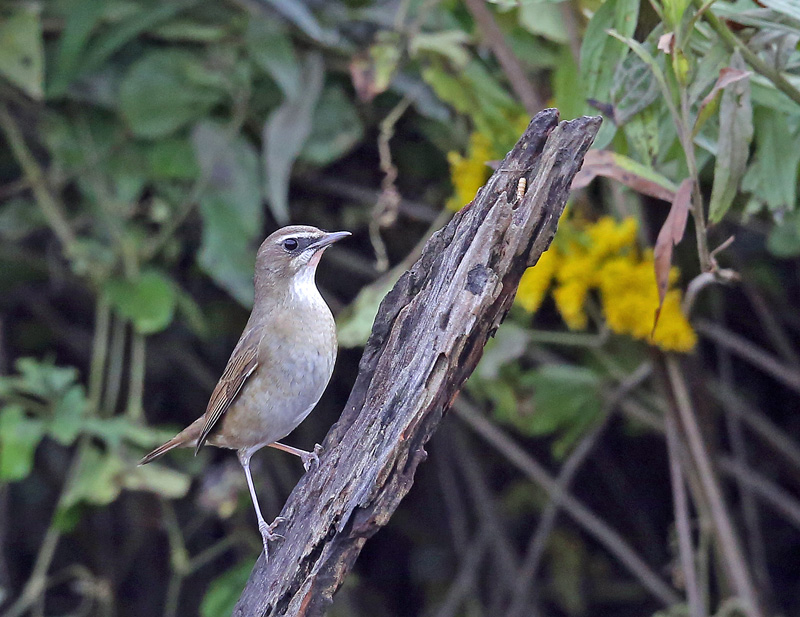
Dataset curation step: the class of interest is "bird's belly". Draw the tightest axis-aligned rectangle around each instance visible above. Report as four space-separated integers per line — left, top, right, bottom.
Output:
215 348 334 450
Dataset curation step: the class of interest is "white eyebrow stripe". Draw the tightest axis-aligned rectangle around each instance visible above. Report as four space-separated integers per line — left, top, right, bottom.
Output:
275 232 320 240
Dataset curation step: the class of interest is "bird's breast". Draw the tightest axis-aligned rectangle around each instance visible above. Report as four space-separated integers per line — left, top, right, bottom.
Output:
216 299 337 449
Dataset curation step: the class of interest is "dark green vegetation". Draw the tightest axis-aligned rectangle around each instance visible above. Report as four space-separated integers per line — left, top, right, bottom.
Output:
0 1 799 616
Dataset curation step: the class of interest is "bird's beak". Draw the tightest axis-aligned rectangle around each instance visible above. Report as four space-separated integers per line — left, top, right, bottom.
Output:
309 231 351 251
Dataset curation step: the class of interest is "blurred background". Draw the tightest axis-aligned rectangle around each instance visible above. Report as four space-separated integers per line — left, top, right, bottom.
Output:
1 0 799 616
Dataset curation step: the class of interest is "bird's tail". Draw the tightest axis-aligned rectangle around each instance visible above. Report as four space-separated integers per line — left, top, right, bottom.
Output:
139 435 186 466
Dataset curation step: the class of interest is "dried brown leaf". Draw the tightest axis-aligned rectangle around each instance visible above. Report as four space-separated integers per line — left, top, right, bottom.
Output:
658 32 674 54
652 178 693 332
571 150 677 202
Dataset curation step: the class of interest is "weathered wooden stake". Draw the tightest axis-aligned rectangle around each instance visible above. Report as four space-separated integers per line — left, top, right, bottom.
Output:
235 109 601 617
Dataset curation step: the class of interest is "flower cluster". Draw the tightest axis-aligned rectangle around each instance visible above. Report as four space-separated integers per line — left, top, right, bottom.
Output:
446 132 493 211
445 116 530 211
516 215 696 353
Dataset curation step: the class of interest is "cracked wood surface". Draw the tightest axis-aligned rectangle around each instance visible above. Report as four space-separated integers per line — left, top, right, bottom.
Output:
234 109 601 617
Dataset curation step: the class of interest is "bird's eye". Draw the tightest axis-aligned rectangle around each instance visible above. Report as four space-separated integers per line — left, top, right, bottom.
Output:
282 238 299 251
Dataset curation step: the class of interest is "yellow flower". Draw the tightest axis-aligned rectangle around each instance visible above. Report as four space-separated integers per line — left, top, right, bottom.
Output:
586 216 638 260
516 249 558 313
597 253 695 352
556 250 597 287
652 290 697 352
446 132 493 211
553 280 589 330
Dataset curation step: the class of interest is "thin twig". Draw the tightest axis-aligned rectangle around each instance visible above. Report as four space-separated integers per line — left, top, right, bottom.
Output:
429 527 491 617
665 356 761 617
665 406 704 617
709 382 800 473
0 104 77 252
452 430 520 592
88 297 111 414
506 410 611 617
126 333 146 422
371 97 412 272
696 320 800 395
434 442 470 558
717 457 800 532
714 303 772 602
454 399 681 606
506 361 650 617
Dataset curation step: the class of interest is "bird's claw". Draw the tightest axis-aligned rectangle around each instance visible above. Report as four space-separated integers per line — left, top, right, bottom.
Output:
258 517 287 559
301 444 324 472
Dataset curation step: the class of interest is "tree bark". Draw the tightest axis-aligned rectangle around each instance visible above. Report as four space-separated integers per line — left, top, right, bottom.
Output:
234 109 601 617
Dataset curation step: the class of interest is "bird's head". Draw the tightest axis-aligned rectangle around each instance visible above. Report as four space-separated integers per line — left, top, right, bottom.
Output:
254 225 350 297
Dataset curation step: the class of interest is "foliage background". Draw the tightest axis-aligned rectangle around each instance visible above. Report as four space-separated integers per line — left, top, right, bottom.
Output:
1 0 799 616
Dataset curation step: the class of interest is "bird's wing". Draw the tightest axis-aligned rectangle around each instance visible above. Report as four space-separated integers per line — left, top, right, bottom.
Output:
195 326 263 454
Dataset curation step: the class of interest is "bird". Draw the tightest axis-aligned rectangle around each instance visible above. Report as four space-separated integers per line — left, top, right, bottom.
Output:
139 225 350 559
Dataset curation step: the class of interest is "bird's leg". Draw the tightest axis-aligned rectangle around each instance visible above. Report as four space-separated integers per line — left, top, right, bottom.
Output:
268 442 324 471
237 449 284 559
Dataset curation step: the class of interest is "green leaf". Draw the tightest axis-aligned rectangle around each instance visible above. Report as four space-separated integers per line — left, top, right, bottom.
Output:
410 30 471 66
527 365 603 459
580 0 640 103
553 45 587 120
709 52 753 224
760 0 800 22
246 17 300 98
82 416 173 449
663 0 692 29
0 406 44 481
150 20 229 42
122 463 191 499
299 85 364 166
62 445 125 508
258 0 338 46
192 122 262 306
519 2 569 44
477 324 530 380
610 50 660 125
201 561 255 617
337 272 401 348
146 138 199 180
767 212 800 258
421 59 523 151
119 49 226 138
263 52 325 224
742 108 800 213
14 358 79 398
0 5 44 99
104 271 177 334
48 385 87 446
47 0 105 97
49 1 191 98
0 197 46 241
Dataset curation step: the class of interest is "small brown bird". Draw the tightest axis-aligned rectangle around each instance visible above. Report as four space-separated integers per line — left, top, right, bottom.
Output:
140 225 349 558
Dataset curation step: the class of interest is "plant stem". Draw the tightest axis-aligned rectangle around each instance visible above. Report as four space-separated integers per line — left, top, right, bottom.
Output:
0 104 76 253
455 398 681 606
88 297 111 413
665 355 761 617
1 440 88 617
665 406 705 617
464 0 544 114
102 315 127 417
679 88 712 271
126 333 146 422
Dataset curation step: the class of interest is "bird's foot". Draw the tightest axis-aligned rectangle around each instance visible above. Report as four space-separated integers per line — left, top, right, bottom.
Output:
300 444 324 472
258 516 286 559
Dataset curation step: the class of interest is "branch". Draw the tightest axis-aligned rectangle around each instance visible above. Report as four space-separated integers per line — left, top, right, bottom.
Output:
234 110 601 617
